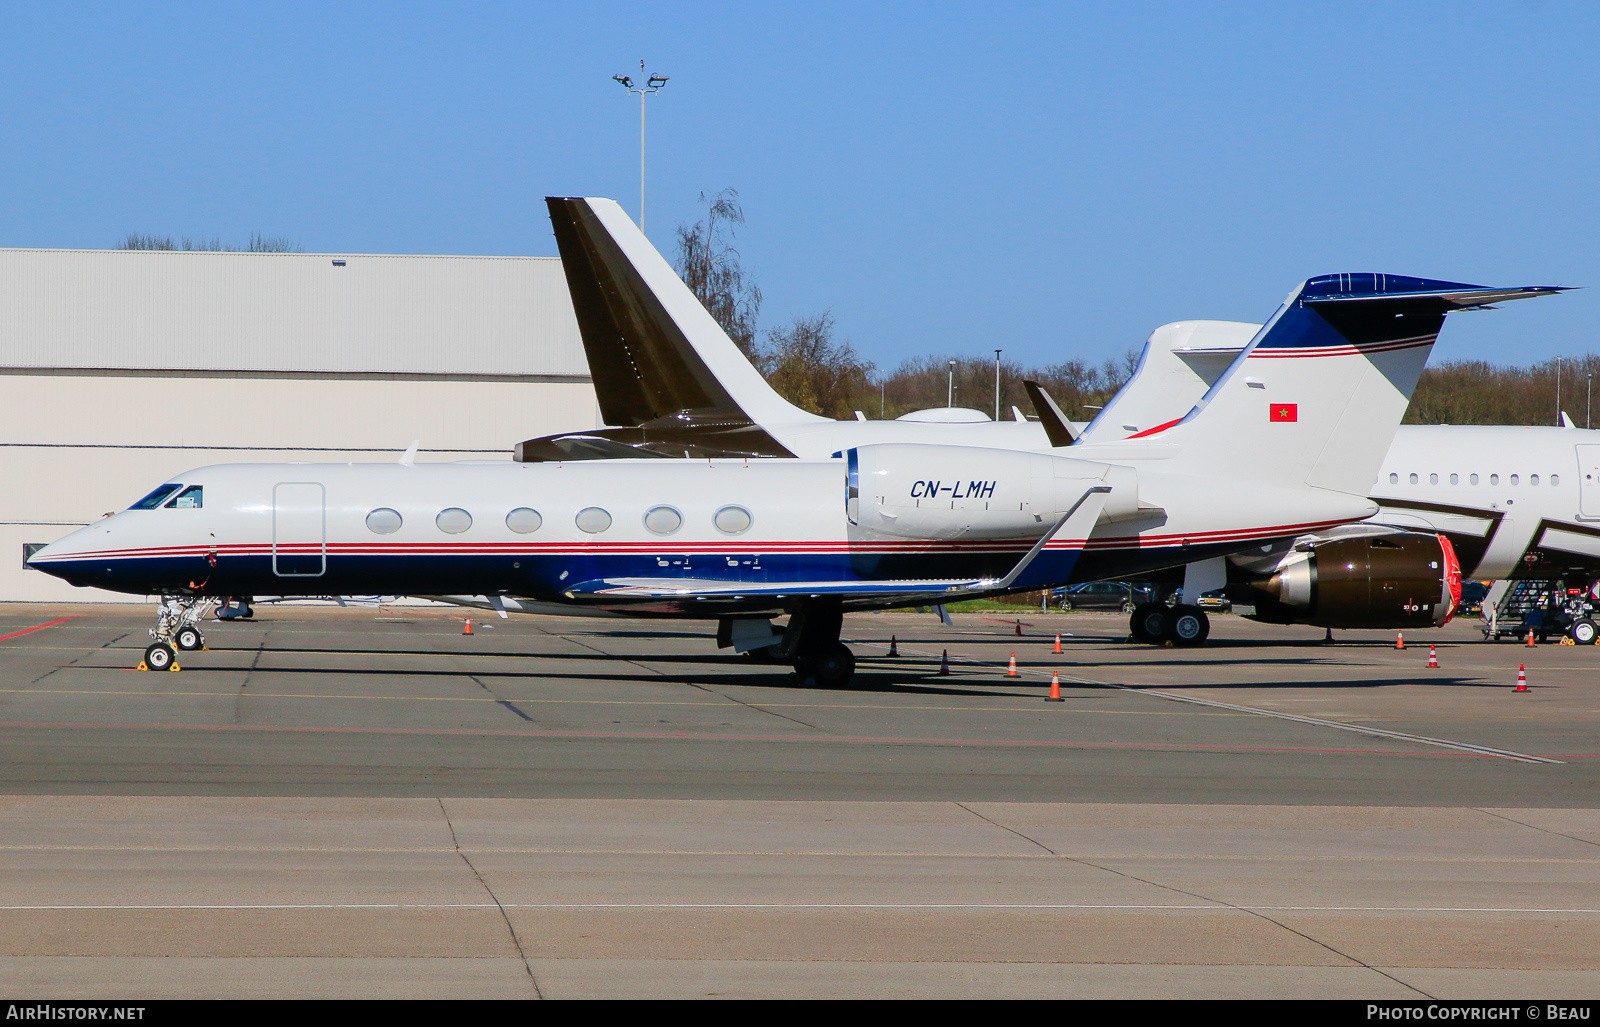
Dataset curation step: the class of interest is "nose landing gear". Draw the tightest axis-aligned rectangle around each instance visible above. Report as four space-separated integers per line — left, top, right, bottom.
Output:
140 596 213 670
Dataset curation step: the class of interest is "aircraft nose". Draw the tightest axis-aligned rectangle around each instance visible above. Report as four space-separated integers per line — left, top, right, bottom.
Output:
24 525 108 584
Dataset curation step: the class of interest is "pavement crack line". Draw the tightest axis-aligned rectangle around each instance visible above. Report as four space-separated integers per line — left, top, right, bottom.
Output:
952 802 1435 999
468 674 536 724
863 640 1559 764
1471 807 1600 851
437 797 543 999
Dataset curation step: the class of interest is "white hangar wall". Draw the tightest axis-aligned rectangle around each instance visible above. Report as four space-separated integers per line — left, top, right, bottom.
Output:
0 248 597 602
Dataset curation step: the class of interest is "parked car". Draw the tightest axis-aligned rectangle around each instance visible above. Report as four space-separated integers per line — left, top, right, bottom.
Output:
1054 581 1152 613
1458 580 1489 616
1195 589 1232 613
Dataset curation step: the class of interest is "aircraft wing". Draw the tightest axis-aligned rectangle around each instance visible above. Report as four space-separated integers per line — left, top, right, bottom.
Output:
562 577 978 601
562 487 1112 606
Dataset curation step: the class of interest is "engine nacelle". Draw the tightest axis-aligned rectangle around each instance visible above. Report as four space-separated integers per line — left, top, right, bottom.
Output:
846 444 1138 542
1228 531 1461 629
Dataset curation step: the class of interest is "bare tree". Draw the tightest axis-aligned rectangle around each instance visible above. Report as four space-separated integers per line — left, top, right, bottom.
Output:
117 233 302 253
761 312 874 419
674 188 762 357
873 349 1137 421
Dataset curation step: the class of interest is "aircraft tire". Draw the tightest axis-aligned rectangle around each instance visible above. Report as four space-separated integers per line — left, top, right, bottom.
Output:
175 626 204 651
1129 603 1169 644
1571 619 1598 645
798 643 856 688
144 642 175 671
1167 605 1209 647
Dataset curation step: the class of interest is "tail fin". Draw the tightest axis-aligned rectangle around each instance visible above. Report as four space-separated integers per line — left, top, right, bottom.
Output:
544 197 823 428
1101 274 1566 495
1077 320 1258 444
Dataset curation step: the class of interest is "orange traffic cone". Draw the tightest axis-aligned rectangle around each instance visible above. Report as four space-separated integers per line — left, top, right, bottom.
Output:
1514 664 1529 692
1526 629 1537 647
1053 633 1062 654
463 618 473 635
1395 631 1405 650
1015 619 1023 637
1046 671 1063 702
938 650 950 676
1006 653 1019 677
1426 644 1438 669
887 635 899 657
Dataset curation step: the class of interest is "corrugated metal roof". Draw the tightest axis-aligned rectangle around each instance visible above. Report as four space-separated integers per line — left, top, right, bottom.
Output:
0 248 586 377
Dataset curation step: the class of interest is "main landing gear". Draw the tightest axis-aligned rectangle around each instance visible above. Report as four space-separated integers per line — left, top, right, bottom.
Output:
732 600 857 688
1128 601 1209 647
142 596 212 671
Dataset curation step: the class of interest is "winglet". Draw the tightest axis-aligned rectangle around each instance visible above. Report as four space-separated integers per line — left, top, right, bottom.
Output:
1023 380 1076 447
988 486 1111 592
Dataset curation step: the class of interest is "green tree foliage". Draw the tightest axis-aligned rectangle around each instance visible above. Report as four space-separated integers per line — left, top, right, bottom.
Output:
673 188 761 358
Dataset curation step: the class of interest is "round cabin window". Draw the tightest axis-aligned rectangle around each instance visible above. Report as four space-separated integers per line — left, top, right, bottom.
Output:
575 507 612 533
436 508 473 534
366 508 402 534
714 505 753 535
506 508 542 533
644 506 683 535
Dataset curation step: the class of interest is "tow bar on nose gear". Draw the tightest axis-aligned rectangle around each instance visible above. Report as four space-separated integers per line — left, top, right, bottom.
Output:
140 595 213 671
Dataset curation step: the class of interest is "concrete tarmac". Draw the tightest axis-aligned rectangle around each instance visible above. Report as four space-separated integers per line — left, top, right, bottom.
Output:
1 602 1597 998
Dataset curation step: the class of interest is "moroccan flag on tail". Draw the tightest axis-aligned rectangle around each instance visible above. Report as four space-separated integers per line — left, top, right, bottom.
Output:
1270 403 1298 422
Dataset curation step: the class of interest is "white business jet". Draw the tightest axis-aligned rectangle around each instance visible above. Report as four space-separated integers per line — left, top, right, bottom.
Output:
26 200 1550 682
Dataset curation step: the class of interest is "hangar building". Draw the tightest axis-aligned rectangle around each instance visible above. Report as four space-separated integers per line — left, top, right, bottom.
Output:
1 247 596 602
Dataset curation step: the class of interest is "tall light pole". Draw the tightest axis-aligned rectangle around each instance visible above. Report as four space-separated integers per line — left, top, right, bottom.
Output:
993 349 1002 421
1588 374 1593 430
613 61 669 234
947 360 956 408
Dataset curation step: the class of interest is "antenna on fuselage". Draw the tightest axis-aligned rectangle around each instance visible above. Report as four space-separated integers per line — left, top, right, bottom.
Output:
399 441 419 466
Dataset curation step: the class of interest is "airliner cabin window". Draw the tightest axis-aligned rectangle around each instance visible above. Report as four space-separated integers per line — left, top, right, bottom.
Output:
1510 474 1519 486
165 486 203 509
1470 474 1479 485
1551 474 1560 487
1389 473 1398 484
1531 474 1540 486
1490 474 1499 485
130 484 182 510
1409 473 1418 485
1429 473 1438 485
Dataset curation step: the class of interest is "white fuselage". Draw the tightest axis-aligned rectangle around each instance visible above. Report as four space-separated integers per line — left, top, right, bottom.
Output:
28 450 1375 613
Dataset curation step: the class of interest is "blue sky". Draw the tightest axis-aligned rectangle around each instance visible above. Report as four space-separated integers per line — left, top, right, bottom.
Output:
0 2 1594 371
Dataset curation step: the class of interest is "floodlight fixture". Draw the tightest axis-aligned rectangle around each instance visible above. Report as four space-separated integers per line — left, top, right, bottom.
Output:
613 62 671 234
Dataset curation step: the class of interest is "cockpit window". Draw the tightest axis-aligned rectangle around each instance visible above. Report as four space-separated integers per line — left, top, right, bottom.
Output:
130 484 182 510
165 485 203 509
